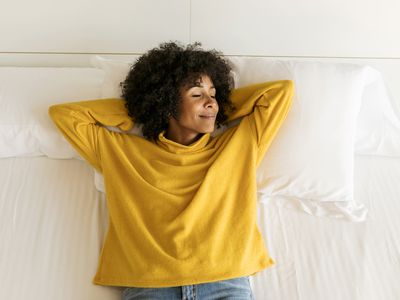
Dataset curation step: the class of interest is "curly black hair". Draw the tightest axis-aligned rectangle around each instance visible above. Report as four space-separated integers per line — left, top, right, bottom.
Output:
120 41 235 141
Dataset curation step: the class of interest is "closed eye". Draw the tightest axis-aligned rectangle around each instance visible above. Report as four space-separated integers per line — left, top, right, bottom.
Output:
192 94 217 100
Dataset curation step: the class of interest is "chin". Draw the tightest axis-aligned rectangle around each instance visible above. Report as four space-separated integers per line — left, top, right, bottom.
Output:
202 126 215 133
196 123 216 134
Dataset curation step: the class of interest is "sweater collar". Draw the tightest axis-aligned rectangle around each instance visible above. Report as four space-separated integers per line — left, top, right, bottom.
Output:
156 131 211 154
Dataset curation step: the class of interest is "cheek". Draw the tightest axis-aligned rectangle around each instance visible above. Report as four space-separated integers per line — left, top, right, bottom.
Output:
178 105 198 123
186 104 201 117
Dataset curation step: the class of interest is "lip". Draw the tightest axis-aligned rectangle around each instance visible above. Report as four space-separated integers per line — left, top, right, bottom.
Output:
199 115 216 118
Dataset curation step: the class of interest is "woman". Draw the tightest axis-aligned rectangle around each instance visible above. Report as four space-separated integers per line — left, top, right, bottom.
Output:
48 41 294 300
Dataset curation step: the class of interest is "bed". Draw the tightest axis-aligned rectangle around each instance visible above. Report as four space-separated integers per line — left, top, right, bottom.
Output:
1 55 399 300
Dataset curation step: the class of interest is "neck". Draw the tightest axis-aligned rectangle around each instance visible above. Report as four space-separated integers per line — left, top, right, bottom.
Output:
164 129 202 146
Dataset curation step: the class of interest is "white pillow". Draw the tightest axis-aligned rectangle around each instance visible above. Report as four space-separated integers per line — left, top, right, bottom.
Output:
355 67 400 157
89 55 139 98
89 56 398 222
0 67 105 158
224 58 369 222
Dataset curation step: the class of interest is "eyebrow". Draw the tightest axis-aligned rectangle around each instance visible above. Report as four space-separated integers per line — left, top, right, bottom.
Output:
191 83 216 89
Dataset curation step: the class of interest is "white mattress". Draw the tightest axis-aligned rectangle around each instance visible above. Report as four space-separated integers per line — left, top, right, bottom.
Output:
1 154 399 300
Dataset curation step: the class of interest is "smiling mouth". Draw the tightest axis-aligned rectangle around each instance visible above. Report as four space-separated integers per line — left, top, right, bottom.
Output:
199 115 216 118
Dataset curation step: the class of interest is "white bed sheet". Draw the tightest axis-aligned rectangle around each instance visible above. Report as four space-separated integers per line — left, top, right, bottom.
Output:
0 157 118 300
0 154 399 300
253 154 400 300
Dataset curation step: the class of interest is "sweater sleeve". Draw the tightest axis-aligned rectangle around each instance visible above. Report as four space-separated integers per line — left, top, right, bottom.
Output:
227 80 294 165
48 98 134 173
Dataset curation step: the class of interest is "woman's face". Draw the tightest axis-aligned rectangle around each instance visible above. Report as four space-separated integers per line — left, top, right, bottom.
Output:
167 74 219 144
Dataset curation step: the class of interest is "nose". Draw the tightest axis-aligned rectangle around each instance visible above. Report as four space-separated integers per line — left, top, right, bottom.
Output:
205 94 218 109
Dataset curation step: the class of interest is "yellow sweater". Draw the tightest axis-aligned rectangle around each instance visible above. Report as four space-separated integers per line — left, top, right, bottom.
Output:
48 79 294 288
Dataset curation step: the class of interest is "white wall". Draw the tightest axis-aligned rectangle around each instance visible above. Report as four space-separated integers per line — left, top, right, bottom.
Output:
192 0 400 58
1 0 399 57
0 0 190 54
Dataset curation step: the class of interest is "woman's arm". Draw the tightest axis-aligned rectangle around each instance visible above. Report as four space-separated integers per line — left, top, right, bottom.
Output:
48 98 134 173
225 80 294 124
226 80 295 165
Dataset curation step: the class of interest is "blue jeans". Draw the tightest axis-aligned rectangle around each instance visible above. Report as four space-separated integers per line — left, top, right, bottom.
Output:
121 275 254 300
